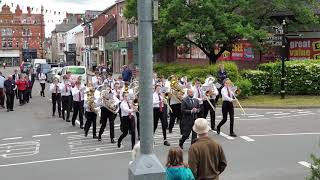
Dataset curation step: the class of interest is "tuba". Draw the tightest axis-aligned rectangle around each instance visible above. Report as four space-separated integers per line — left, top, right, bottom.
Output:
86 87 96 112
169 75 185 103
101 90 118 114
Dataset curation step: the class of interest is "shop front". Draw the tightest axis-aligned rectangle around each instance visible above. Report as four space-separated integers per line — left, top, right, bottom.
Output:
0 49 20 66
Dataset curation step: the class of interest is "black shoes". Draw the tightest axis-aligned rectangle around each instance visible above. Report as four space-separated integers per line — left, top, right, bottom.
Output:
164 141 170 146
230 133 237 137
80 125 84 129
169 129 173 133
217 127 220 134
117 142 121 148
7 109 10 112
111 139 116 144
66 120 71 122
93 136 98 139
98 138 102 141
84 132 88 137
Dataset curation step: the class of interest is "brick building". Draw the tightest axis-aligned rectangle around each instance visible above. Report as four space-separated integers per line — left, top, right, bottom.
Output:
0 4 45 66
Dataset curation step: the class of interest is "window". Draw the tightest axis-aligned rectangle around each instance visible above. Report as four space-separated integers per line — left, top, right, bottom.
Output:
120 21 124 38
2 38 6 48
127 23 131 37
119 7 123 16
134 24 138 36
60 43 64 51
7 38 12 48
16 41 19 48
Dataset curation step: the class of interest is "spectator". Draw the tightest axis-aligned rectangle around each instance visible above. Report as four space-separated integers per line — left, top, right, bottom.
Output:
188 118 227 180
25 76 32 103
16 75 28 105
0 72 5 108
166 147 195 180
4 75 16 112
122 65 132 82
12 69 20 99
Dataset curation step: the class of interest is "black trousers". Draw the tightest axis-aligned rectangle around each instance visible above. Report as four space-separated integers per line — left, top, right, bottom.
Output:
136 112 140 138
6 93 14 110
52 93 62 116
25 89 31 103
169 103 182 131
84 111 97 137
153 107 167 140
0 88 4 107
118 116 136 149
40 83 45 97
15 88 19 99
197 104 204 118
215 86 224 103
203 99 216 129
68 95 73 111
99 107 117 139
61 96 70 121
18 90 26 104
217 101 235 134
180 117 197 146
72 101 84 126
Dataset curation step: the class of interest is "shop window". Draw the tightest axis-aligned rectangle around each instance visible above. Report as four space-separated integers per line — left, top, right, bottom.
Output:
2 38 6 48
120 21 124 38
8 38 12 48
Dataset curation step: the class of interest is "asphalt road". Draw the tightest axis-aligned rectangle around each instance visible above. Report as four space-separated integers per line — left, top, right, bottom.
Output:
0 67 319 180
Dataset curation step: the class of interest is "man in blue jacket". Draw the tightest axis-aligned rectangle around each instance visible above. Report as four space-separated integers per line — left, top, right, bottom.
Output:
122 65 132 82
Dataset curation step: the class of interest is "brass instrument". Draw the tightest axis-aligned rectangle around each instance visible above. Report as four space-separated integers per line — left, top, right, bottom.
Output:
163 93 173 113
169 75 185 103
87 87 96 112
132 98 139 113
101 90 118 114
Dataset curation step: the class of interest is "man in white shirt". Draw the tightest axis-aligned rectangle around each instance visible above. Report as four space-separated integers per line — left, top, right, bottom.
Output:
193 78 204 118
84 87 99 139
61 75 71 122
38 72 46 97
153 85 170 146
203 82 219 130
117 92 137 149
168 90 182 134
49 77 62 117
91 71 102 89
71 80 85 129
217 79 237 137
103 74 115 89
0 72 5 108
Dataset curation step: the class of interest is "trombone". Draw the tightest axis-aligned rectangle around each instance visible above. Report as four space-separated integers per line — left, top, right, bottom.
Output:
231 86 246 116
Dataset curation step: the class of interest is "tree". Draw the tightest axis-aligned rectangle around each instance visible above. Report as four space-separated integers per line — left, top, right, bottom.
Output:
308 153 320 180
125 0 320 64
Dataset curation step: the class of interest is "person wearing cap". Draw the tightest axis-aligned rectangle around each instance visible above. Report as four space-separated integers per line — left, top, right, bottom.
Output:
179 89 200 149
216 79 237 137
121 65 132 83
50 77 62 117
188 118 227 180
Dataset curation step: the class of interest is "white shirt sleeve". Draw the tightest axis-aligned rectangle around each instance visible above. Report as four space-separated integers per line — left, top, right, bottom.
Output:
221 87 234 102
153 93 159 107
213 85 219 96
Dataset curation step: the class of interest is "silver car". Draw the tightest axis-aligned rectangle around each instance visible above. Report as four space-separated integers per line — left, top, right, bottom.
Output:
46 67 63 83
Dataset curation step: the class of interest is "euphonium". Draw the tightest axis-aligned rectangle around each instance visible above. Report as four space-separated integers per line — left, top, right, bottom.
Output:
87 87 96 112
169 75 184 102
101 90 118 114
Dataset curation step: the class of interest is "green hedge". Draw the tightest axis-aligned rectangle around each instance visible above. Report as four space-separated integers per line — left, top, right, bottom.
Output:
258 60 320 95
241 70 271 95
234 79 253 98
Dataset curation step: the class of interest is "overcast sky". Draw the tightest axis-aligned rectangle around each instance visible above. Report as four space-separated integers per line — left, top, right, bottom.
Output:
0 0 115 36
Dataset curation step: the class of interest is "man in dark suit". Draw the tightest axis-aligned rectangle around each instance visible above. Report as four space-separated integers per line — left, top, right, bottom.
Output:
12 69 20 99
179 89 200 149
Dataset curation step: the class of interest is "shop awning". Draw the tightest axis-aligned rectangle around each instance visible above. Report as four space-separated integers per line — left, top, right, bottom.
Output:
0 50 20 58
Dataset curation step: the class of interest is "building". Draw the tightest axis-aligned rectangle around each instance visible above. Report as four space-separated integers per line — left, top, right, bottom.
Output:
64 24 84 65
0 5 44 66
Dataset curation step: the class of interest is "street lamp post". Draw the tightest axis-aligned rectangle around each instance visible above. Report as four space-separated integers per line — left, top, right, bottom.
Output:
128 0 166 179
280 19 286 99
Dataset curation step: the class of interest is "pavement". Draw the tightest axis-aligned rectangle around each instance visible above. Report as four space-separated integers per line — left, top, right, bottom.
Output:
0 66 319 180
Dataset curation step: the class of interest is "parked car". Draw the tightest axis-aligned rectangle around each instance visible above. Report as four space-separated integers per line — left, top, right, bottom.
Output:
46 67 63 83
58 66 87 85
21 62 33 74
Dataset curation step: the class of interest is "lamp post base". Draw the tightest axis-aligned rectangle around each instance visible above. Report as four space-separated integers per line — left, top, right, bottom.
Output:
129 154 166 180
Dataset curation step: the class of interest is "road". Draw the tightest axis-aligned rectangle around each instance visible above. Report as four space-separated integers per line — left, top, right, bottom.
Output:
0 67 319 180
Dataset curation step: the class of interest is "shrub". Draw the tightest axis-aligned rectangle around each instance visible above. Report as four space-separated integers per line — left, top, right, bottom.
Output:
241 70 271 95
234 79 252 99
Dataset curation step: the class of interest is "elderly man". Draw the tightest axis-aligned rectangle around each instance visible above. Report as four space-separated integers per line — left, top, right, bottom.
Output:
4 75 16 112
0 72 5 108
179 88 200 149
188 118 227 180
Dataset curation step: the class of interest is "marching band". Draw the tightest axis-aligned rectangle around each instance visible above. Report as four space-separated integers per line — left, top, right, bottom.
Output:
50 71 239 150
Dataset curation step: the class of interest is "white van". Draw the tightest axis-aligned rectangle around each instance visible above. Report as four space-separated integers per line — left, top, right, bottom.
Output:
31 59 47 72
59 66 87 85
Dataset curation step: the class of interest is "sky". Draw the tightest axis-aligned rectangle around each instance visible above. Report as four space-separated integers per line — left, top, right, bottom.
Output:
0 0 116 36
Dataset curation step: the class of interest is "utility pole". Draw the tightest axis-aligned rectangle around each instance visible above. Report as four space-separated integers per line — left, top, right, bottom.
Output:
280 19 286 99
128 0 166 179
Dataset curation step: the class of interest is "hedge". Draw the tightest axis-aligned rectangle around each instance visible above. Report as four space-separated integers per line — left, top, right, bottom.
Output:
234 79 253 98
241 70 271 95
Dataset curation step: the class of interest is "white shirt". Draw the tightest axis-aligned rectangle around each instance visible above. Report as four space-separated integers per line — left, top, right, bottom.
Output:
92 76 102 88
61 82 71 96
113 89 123 101
221 86 234 102
38 73 46 84
72 85 86 102
0 76 5 88
103 78 115 89
49 83 63 94
120 100 134 117
153 92 164 108
84 98 99 112
206 85 219 99
193 85 203 104
96 94 120 113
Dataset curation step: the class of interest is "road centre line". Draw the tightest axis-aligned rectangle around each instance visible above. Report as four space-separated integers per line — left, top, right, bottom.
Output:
2 137 23 141
0 150 131 168
240 136 255 142
237 118 269 121
249 132 320 137
32 134 51 138
297 111 312 114
298 161 313 169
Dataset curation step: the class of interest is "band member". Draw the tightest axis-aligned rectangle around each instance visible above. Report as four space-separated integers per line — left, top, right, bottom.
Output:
179 76 188 87
203 79 219 130
25 76 32 103
179 89 200 149
66 71 73 112
113 82 124 131
15 75 27 105
98 87 120 143
29 68 36 98
193 78 204 118
168 91 182 134
50 77 62 117
38 72 46 97
118 92 137 149
71 80 85 129
91 71 102 89
153 85 170 146
61 75 71 122
84 87 99 139
103 74 115 89
4 76 16 112
216 64 228 103
217 79 237 137
133 93 140 139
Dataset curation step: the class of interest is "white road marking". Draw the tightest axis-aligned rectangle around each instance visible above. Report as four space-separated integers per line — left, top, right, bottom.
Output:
266 112 282 114
240 136 255 142
2 137 23 141
0 141 40 158
297 111 313 114
0 150 131 168
273 113 291 116
248 115 265 118
238 118 269 121
76 120 80 125
32 134 51 138
234 117 240 119
219 132 235 140
274 113 315 119
60 132 79 135
298 161 312 168
249 132 320 137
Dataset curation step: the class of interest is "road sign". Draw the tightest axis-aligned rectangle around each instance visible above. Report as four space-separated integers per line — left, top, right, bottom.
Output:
267 34 283 47
120 48 128 55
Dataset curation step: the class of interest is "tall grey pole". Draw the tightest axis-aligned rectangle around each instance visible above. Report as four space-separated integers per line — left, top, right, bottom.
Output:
128 0 166 179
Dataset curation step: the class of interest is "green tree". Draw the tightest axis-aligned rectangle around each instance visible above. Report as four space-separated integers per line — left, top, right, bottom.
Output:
125 0 320 64
308 153 320 180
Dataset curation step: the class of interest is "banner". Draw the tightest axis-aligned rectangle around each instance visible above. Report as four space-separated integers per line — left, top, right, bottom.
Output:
289 38 320 60
218 41 254 61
